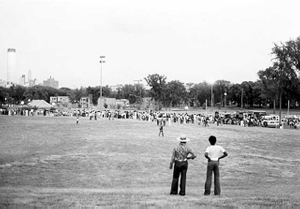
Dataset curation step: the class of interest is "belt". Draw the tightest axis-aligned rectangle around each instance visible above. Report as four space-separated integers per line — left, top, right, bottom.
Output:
175 159 187 162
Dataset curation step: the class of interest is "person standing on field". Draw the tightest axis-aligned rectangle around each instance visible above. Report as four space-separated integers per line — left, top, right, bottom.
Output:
170 135 197 196
158 124 164 137
76 115 79 124
204 135 228 195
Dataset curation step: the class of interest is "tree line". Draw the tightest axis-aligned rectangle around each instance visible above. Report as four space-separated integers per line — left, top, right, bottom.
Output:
1 37 300 110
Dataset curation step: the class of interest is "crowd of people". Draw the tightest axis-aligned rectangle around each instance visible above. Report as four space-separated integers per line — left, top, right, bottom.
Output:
74 109 300 129
1 107 299 129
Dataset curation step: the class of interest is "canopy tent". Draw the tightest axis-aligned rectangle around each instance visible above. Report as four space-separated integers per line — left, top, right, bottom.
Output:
28 100 52 109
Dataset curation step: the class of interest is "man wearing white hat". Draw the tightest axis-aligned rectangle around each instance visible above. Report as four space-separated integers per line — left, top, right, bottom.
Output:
170 134 197 196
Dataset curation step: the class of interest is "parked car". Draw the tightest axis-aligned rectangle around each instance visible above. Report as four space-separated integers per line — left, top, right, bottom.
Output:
266 120 280 128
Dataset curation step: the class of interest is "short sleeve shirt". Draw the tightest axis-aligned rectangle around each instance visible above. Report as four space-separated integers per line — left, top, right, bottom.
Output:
170 143 195 163
205 145 225 161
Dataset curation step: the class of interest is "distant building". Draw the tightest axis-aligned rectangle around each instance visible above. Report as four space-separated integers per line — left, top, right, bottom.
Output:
98 97 116 109
19 74 26 86
116 99 129 108
50 96 70 108
80 97 91 109
0 79 6 87
7 48 18 84
27 70 37 87
43 76 59 88
110 84 123 92
28 70 32 83
29 78 38 87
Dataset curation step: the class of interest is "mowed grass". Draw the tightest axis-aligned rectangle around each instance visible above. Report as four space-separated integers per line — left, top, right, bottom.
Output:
0 115 299 208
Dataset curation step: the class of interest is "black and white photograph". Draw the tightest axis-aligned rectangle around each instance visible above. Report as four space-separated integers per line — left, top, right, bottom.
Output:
0 0 300 208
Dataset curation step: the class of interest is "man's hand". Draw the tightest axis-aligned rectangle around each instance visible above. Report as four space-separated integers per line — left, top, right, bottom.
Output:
169 163 173 169
204 153 211 162
188 156 196 160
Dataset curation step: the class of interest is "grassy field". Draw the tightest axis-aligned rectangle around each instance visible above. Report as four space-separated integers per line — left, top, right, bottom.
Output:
0 115 299 208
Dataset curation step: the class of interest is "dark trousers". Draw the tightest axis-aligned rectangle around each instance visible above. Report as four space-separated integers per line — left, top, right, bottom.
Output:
170 161 188 195
204 160 221 195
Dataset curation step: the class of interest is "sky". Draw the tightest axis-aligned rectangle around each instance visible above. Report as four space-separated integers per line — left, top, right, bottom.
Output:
1 0 300 89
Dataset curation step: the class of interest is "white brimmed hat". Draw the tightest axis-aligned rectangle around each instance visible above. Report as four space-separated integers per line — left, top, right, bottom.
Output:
177 134 190 142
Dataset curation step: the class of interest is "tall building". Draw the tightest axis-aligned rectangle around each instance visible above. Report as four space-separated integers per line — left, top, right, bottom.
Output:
29 78 38 87
28 70 32 82
43 76 59 88
28 70 36 87
0 79 6 87
7 48 17 84
19 74 26 86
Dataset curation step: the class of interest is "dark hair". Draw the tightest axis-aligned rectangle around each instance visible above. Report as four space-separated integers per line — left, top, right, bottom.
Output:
208 135 217 145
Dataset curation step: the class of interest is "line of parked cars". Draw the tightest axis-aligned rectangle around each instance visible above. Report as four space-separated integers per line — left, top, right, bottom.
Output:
261 115 300 129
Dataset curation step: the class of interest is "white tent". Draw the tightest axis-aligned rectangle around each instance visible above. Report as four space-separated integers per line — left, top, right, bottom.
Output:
28 100 52 108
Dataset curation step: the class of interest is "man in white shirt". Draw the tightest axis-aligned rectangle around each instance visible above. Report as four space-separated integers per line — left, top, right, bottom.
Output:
204 135 228 195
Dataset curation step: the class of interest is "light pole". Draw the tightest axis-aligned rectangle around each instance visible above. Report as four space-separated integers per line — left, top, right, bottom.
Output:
224 92 227 112
134 79 142 103
99 56 106 109
210 83 213 109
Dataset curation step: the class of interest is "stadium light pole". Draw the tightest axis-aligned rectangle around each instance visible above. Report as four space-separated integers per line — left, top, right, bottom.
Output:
134 79 142 102
210 83 213 109
99 56 106 109
224 92 227 112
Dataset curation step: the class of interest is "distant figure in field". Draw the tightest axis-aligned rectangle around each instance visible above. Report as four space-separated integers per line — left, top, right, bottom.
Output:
204 135 228 196
204 117 209 127
158 124 164 137
170 135 197 196
76 115 79 124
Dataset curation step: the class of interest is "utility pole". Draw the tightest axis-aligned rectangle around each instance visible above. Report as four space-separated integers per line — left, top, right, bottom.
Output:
224 92 227 112
210 84 213 109
99 56 106 109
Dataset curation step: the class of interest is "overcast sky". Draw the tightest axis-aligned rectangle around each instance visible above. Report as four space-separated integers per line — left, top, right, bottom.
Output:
1 0 300 88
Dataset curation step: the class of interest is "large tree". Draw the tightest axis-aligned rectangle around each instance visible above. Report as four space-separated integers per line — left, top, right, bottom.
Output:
227 83 241 107
258 66 279 113
213 80 231 107
189 81 210 107
274 37 300 73
86 86 100 105
164 80 187 107
272 40 300 107
144 74 167 109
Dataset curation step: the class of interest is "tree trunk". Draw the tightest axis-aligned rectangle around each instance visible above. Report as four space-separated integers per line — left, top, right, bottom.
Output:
273 100 276 114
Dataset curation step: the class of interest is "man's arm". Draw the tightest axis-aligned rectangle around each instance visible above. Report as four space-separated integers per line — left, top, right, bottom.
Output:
169 149 175 169
204 152 211 161
187 151 197 160
218 151 228 161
